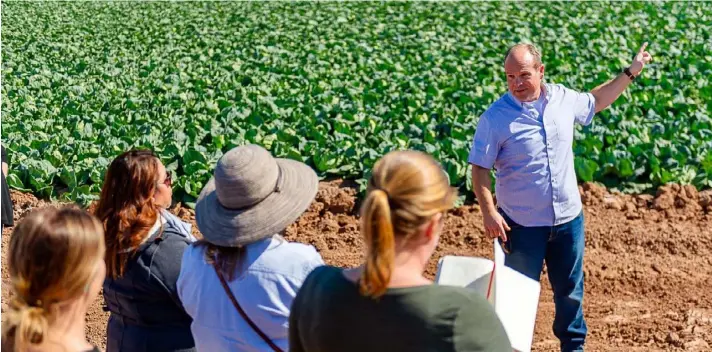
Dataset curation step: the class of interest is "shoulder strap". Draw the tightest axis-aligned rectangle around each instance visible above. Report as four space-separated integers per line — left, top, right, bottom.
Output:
213 265 284 352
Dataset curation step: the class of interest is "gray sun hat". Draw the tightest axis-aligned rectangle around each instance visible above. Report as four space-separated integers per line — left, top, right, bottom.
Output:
195 144 318 247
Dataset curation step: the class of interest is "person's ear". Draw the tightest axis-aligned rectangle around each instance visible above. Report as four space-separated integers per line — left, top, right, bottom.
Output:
424 213 443 240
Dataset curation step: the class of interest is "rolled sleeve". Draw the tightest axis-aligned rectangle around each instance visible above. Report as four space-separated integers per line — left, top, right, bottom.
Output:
573 91 596 126
468 114 499 169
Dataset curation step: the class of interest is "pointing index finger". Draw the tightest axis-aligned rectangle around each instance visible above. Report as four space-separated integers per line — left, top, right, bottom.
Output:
639 42 649 53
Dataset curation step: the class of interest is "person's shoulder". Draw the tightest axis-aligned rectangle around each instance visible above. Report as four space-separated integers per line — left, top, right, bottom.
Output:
160 222 193 245
547 82 583 97
421 285 488 305
309 264 340 276
302 265 341 287
391 285 485 317
483 93 510 115
291 266 343 322
480 93 518 124
274 239 323 262
448 286 495 309
546 82 567 92
255 238 324 279
293 265 341 304
176 244 209 289
137 225 192 272
181 241 206 263
409 285 500 324
160 210 195 239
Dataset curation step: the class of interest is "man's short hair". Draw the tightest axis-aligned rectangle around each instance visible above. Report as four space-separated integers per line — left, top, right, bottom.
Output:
504 43 542 67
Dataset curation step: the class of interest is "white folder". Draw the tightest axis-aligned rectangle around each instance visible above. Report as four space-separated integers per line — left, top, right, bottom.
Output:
435 239 541 352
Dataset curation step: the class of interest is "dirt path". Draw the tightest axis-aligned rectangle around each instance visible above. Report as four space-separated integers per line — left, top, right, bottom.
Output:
2 182 712 351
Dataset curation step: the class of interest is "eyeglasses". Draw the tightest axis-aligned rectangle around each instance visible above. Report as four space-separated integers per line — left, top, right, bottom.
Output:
160 172 172 187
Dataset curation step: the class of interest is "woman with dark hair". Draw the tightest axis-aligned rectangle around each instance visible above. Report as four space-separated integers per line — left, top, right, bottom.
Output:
95 149 196 352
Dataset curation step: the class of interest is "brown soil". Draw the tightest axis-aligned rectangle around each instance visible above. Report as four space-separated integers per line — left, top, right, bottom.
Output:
3 182 712 351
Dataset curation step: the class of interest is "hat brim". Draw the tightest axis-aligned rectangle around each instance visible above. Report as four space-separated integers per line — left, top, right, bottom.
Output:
195 158 318 247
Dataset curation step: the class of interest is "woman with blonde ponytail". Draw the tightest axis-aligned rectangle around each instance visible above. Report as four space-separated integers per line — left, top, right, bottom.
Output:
289 150 511 352
2 207 106 352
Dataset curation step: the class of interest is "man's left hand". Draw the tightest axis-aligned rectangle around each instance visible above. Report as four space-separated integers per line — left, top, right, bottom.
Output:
629 42 653 76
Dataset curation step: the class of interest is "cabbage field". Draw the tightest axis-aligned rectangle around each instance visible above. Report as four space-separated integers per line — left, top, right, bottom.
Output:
2 1 711 206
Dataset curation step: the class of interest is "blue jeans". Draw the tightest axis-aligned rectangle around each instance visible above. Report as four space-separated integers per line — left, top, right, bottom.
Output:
499 209 587 352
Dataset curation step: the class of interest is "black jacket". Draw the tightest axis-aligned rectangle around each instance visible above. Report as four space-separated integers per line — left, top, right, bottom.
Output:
103 217 196 352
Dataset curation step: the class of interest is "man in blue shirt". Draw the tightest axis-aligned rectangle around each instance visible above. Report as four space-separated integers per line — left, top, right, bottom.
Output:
469 42 652 351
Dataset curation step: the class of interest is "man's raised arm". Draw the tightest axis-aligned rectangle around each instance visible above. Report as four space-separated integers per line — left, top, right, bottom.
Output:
591 42 653 113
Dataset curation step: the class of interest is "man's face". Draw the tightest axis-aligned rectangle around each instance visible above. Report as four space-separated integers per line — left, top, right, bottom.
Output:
505 51 545 102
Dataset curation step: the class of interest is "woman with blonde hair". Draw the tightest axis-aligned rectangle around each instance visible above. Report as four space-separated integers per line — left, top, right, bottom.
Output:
96 149 196 352
2 207 106 352
289 150 512 352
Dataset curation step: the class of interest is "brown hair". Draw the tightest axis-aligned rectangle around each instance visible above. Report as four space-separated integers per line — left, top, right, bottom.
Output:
95 149 161 278
504 42 543 67
196 241 247 282
359 150 457 298
196 235 285 281
2 207 105 351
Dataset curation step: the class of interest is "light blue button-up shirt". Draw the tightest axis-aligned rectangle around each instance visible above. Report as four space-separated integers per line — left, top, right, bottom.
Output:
177 236 324 351
468 83 596 227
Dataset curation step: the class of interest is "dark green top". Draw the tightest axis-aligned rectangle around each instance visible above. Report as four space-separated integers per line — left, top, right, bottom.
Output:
289 266 511 352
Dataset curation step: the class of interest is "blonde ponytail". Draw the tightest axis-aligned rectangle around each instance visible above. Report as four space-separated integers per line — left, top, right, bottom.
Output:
359 189 396 298
3 298 50 350
357 150 457 300
2 207 105 351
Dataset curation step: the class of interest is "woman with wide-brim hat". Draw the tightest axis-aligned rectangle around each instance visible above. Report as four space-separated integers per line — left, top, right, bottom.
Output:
177 144 324 352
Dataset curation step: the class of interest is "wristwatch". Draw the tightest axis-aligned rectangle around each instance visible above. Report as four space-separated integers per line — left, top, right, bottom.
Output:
623 67 636 81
